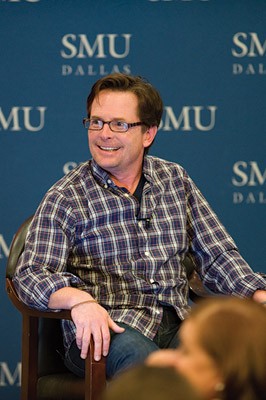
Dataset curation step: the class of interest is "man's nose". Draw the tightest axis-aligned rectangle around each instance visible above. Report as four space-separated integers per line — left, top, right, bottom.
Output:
100 122 113 137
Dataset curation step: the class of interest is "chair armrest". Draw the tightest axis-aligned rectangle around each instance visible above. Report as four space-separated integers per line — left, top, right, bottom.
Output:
6 277 106 400
188 270 213 302
6 277 72 319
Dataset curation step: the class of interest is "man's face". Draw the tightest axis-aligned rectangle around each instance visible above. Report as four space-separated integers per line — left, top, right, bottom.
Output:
88 90 156 183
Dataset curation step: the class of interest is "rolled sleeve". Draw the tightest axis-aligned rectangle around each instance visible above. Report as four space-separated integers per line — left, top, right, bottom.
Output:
13 189 85 310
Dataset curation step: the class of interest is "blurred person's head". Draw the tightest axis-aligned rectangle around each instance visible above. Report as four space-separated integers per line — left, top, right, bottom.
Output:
102 365 202 400
147 297 266 400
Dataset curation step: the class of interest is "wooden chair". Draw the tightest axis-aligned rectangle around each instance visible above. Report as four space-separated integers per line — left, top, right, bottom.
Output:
6 216 106 400
5 216 208 400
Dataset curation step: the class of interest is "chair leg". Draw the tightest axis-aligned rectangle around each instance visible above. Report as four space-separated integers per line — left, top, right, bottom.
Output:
85 344 106 400
21 315 38 400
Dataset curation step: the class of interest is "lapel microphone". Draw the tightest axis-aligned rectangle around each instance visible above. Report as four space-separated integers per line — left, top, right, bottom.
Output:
136 216 151 229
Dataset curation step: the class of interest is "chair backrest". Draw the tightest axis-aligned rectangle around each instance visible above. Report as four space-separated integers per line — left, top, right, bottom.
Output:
6 215 33 280
6 216 106 400
6 215 70 376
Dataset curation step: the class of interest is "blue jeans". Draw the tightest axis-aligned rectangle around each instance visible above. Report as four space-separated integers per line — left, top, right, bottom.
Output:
64 306 181 379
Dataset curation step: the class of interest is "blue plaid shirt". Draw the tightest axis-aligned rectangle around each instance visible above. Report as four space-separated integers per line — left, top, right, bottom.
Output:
13 156 266 350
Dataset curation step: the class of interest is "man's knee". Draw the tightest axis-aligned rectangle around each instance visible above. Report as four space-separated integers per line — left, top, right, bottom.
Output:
106 324 158 379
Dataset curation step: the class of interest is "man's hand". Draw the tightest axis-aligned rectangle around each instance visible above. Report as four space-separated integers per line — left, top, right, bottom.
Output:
252 289 266 306
48 287 125 361
71 301 124 361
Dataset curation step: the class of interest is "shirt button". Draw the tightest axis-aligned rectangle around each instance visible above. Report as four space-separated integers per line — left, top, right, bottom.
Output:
104 184 108 189
107 179 112 184
156 310 160 315
144 251 150 256
150 278 155 284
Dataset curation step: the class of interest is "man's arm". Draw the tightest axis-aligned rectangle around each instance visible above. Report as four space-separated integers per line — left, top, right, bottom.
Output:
14 192 125 361
184 172 266 297
48 287 124 361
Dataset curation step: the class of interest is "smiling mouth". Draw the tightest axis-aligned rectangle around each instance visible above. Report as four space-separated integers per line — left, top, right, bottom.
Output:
99 146 120 151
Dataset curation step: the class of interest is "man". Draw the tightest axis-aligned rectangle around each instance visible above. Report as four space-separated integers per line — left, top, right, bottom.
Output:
13 73 266 379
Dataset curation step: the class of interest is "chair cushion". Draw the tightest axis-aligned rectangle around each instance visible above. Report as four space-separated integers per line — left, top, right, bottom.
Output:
38 373 85 400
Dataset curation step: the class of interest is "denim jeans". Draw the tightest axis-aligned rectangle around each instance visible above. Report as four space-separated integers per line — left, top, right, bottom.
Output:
64 306 181 379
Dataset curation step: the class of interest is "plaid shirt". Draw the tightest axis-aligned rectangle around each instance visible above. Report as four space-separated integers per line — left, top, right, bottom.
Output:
13 156 266 350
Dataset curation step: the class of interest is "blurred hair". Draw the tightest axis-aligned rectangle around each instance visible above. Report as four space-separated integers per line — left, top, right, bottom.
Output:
189 297 266 400
102 365 202 400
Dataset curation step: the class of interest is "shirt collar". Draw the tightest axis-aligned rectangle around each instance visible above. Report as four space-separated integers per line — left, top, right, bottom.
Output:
142 156 154 183
90 159 113 187
90 155 154 188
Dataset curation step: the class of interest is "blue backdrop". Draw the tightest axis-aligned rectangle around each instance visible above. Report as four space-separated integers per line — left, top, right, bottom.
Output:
1 0 265 397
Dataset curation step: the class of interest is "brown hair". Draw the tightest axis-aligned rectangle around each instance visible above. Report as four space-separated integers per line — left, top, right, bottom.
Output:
189 297 266 400
86 73 163 128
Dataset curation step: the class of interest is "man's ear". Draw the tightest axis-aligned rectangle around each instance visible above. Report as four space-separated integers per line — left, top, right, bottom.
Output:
143 125 158 148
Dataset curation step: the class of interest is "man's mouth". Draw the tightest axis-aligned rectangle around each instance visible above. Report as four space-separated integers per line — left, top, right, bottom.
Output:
98 146 120 152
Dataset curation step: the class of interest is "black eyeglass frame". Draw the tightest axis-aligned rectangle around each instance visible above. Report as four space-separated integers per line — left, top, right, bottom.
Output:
83 118 148 133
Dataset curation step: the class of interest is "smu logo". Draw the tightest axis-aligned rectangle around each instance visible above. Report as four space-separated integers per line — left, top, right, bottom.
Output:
0 234 10 260
148 0 210 2
61 33 132 76
2 0 39 2
0 107 47 132
0 362 21 387
232 33 266 75
160 105 217 131
232 161 266 204
232 161 266 187
61 34 131 59
232 33 266 58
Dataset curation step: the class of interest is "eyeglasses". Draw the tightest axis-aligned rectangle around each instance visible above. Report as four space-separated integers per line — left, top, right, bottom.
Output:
83 118 147 133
